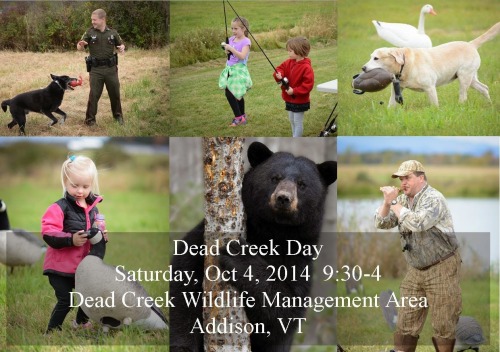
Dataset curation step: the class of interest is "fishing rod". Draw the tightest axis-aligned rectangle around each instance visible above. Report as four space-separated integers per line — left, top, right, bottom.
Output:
223 0 290 89
222 0 231 60
319 102 338 137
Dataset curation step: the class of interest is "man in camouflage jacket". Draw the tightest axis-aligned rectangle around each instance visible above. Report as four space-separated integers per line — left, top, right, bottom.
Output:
77 9 125 126
375 160 461 352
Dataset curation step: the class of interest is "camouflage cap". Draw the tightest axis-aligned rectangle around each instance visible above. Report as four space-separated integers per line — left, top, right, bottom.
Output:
391 160 425 178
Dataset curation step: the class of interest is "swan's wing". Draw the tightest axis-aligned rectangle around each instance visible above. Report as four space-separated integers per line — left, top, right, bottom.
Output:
373 21 419 35
372 21 431 47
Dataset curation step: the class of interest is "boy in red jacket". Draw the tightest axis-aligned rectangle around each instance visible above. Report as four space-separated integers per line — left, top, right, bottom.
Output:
273 37 314 137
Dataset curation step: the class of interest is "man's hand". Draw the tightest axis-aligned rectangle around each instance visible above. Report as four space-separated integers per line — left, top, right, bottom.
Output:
72 230 88 246
77 40 88 51
117 44 125 54
379 186 399 205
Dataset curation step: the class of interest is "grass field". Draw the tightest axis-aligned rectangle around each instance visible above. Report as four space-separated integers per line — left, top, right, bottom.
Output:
0 48 169 137
336 276 499 351
0 142 169 232
0 143 170 349
338 0 500 136
338 164 499 198
3 233 169 347
169 1 337 137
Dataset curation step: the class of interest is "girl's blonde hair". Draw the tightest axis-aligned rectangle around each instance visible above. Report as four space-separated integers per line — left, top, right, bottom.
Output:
61 155 100 196
286 37 311 58
232 17 250 37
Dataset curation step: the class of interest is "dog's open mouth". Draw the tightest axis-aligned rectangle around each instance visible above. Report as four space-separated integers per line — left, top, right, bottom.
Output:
68 76 83 90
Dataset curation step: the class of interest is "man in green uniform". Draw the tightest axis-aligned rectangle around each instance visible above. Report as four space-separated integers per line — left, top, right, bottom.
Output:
77 9 125 126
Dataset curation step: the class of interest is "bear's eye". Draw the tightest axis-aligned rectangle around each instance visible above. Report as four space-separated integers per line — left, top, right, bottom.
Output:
374 57 379 61
297 180 307 189
271 175 283 183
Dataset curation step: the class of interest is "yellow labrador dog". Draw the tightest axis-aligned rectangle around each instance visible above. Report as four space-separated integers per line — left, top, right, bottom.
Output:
362 22 500 106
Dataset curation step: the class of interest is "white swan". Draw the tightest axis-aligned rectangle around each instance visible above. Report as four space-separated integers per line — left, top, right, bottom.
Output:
372 4 437 48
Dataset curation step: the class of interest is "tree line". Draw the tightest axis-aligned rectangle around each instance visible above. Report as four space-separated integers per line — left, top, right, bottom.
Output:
0 1 169 52
340 150 498 167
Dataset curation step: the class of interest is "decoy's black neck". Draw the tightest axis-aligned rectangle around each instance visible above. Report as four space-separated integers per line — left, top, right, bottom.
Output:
0 200 10 230
87 228 106 260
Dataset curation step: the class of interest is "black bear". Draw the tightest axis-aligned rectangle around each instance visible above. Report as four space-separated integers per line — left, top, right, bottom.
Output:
170 141 337 352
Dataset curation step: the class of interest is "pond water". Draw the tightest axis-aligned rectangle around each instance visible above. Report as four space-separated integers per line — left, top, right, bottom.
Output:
338 198 499 267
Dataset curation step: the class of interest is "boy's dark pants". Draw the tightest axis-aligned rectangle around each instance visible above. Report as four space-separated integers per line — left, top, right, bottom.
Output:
46 274 89 332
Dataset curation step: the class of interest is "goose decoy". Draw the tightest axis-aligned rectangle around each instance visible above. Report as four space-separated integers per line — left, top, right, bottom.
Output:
455 316 485 352
380 289 398 331
0 199 46 273
345 276 364 295
352 68 394 94
75 228 168 332
372 4 437 48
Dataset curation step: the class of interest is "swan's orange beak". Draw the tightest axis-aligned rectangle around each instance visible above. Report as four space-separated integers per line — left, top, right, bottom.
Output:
430 9 437 15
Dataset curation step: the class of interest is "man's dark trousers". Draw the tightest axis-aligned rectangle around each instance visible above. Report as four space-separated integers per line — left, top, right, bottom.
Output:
86 65 123 125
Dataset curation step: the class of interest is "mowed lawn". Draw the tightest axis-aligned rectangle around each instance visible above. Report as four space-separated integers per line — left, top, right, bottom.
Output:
1 234 170 348
170 46 337 137
0 48 169 137
338 0 500 136
169 1 337 137
336 277 499 351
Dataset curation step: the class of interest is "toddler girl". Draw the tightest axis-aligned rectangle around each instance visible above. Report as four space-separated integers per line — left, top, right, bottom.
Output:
219 17 253 126
273 37 315 137
42 155 106 332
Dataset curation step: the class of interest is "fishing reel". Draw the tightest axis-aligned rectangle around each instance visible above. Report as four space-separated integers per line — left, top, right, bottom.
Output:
319 121 337 137
319 102 338 137
279 77 290 90
221 41 232 60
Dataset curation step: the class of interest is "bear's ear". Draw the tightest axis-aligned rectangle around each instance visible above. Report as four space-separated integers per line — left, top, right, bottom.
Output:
248 142 274 168
317 161 337 186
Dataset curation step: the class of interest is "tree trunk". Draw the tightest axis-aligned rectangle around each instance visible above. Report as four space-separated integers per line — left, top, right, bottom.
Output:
202 137 251 352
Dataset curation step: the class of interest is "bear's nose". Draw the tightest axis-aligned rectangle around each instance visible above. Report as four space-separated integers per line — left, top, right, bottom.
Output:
362 66 367 72
276 192 292 208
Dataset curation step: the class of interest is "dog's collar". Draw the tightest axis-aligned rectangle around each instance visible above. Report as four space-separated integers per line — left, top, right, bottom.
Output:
53 80 65 91
396 54 405 80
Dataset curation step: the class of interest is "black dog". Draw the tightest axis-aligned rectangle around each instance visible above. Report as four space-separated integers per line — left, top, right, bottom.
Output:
1 74 78 135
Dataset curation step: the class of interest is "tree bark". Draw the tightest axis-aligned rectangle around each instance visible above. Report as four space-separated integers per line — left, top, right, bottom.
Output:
202 137 251 352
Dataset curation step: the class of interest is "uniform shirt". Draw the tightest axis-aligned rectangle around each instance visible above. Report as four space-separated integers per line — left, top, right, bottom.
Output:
374 184 458 269
81 26 124 60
